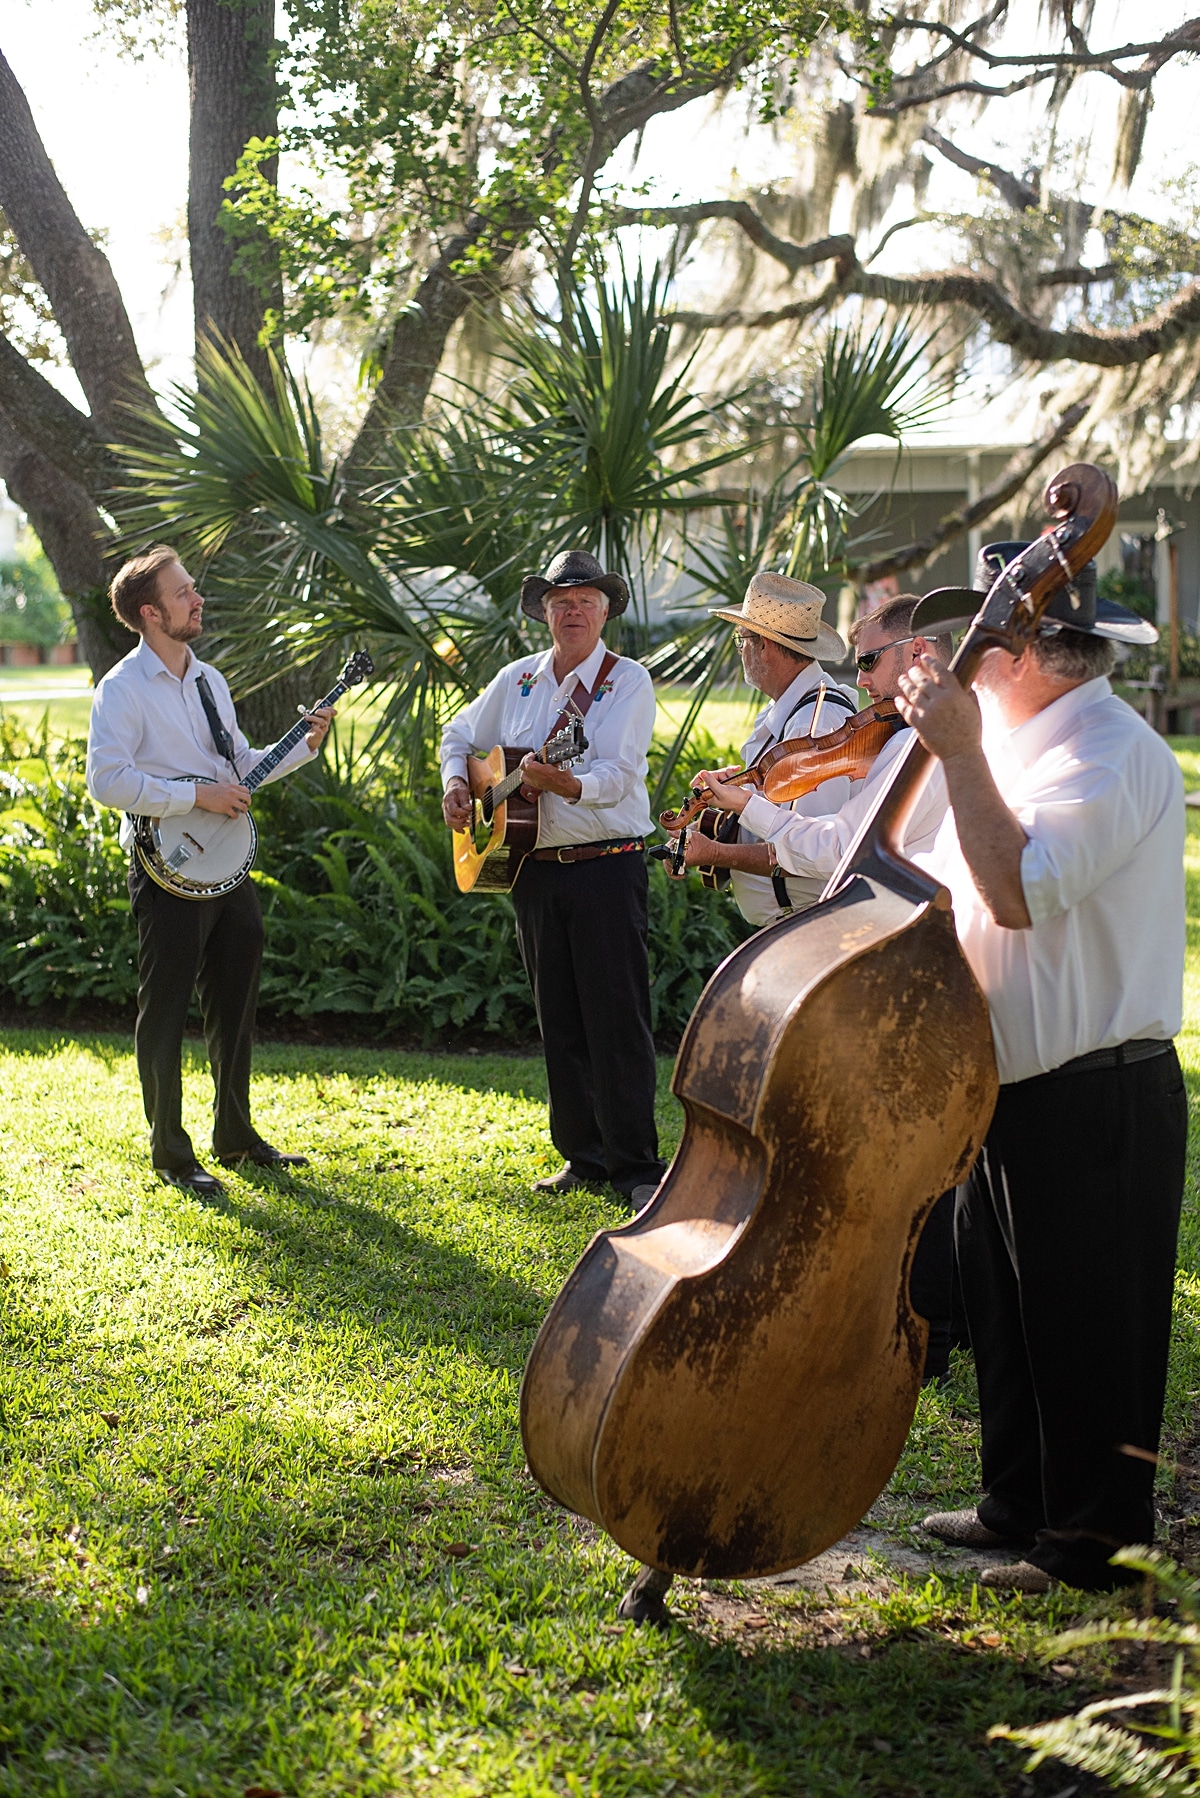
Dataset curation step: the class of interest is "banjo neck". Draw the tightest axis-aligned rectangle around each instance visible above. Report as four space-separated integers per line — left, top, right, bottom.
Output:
242 675 352 796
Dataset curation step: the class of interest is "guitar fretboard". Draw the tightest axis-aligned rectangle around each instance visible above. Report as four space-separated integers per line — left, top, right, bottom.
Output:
487 763 527 811
244 678 350 794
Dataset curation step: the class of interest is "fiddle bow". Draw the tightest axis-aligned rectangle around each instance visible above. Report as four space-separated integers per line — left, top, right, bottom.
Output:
521 464 1118 1580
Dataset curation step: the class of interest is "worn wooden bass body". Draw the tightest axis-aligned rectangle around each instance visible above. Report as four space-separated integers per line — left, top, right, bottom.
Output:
521 465 1118 1578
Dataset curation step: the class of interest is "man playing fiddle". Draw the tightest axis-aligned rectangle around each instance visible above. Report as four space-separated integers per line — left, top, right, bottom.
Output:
668 572 858 923
686 592 958 1385
898 555 1183 1594
684 592 952 889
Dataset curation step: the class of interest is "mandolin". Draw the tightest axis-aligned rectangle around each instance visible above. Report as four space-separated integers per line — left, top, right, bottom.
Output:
520 464 1118 1579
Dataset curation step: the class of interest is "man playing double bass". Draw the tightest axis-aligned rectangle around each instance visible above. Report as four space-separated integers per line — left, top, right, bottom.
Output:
899 554 1183 1594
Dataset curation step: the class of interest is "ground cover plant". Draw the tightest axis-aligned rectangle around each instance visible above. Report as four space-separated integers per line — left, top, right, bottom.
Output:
0 751 1198 1795
0 718 751 1042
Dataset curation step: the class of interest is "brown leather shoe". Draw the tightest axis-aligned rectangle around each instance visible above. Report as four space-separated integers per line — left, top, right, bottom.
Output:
922 1508 1021 1549
533 1168 603 1194
979 1560 1053 1594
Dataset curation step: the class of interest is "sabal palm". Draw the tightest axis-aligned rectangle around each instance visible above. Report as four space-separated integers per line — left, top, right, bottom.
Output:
648 317 950 808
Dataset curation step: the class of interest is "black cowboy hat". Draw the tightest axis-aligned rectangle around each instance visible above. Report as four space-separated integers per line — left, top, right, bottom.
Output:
520 550 630 623
909 540 1159 647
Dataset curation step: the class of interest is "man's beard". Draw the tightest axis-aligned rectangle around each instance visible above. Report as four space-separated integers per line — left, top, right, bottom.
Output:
162 613 203 644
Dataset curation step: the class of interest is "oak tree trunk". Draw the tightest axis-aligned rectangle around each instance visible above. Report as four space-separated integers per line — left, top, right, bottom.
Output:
187 0 281 387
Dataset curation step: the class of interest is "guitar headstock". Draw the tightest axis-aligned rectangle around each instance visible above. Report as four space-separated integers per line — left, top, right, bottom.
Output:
542 718 588 766
973 464 1119 652
340 650 375 686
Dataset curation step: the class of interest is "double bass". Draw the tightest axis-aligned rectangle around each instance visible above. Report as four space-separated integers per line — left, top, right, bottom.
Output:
520 465 1118 1579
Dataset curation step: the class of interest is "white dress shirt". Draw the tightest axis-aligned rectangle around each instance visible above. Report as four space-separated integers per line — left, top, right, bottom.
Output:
737 727 948 879
729 661 860 926
920 676 1184 1084
439 640 655 847
87 637 316 848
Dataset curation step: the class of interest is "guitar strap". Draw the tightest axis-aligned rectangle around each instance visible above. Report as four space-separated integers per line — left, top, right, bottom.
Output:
750 685 857 913
194 671 241 776
552 650 619 740
520 651 619 801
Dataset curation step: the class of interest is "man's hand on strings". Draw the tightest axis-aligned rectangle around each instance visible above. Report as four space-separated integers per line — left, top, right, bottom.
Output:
895 655 982 764
695 767 751 815
194 781 251 818
303 704 336 753
442 779 472 831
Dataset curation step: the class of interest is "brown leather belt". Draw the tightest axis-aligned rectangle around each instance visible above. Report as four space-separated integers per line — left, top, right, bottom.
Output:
529 837 645 864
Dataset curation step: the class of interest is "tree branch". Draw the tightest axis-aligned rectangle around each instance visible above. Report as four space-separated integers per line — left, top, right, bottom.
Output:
0 45 155 433
0 329 120 493
344 59 739 482
675 264 1200 367
865 16 1200 115
612 203 854 277
852 401 1089 584
920 126 1039 211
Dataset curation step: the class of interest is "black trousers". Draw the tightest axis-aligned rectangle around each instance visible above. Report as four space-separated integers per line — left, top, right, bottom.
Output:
959 1048 1187 1589
129 862 266 1172
511 852 665 1195
911 1190 957 1382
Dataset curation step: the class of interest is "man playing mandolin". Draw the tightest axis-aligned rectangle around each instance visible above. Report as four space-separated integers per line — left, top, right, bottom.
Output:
899 552 1183 1594
86 545 334 1197
440 551 664 1211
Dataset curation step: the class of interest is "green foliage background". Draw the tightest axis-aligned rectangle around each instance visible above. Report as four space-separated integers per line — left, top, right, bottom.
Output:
0 720 750 1040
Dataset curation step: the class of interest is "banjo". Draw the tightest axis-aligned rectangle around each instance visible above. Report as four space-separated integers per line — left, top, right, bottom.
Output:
132 650 374 900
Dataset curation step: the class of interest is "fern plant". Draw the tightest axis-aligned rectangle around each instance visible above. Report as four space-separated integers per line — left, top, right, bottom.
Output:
992 1547 1200 1796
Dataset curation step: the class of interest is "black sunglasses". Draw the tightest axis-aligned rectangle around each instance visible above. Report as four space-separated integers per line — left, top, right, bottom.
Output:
855 635 915 673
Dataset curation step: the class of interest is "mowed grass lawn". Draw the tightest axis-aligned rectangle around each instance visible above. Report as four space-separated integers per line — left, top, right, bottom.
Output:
2 754 1200 1795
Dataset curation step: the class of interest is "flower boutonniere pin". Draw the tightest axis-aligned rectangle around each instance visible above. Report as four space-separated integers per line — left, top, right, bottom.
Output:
516 670 539 697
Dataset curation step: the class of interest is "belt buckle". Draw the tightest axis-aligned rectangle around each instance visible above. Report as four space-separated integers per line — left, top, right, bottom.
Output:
556 846 573 863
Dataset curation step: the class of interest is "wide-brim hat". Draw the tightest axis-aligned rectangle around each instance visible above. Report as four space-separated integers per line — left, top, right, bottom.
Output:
521 549 630 622
909 540 1159 647
711 570 847 662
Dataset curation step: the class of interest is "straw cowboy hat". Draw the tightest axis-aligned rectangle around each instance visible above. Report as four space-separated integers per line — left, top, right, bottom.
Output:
910 541 1159 647
711 571 847 661
520 549 630 623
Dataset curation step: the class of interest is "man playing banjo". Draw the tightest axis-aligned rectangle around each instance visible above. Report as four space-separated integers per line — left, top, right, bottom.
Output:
86 544 334 1197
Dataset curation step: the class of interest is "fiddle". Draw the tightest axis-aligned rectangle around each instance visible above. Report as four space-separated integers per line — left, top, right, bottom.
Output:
521 465 1118 1580
658 697 905 837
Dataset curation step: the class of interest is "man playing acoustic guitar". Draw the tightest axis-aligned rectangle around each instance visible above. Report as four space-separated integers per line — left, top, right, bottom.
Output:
440 550 664 1212
86 544 334 1197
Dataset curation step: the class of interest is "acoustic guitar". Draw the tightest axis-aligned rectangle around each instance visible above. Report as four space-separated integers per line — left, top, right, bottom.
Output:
452 718 588 893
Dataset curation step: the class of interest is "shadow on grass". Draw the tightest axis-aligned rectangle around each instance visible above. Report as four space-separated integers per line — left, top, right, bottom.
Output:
0 1551 1102 1798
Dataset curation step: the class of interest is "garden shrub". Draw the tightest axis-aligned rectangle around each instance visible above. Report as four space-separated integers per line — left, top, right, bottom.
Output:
0 723 753 1042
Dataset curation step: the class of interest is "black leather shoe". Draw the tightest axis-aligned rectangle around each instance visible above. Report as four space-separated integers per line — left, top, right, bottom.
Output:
218 1143 310 1169
156 1161 225 1197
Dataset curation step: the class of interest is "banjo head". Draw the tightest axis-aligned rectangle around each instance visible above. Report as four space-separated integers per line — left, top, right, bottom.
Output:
135 809 258 900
